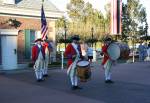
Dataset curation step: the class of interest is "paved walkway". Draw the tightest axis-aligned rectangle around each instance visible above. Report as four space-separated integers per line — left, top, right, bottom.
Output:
0 62 150 103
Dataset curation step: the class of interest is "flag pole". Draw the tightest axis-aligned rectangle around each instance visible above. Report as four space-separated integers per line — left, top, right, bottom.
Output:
42 0 44 5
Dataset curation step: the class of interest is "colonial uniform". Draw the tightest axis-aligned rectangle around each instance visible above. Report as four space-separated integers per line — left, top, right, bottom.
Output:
42 41 53 77
32 39 45 81
64 35 82 90
101 37 114 83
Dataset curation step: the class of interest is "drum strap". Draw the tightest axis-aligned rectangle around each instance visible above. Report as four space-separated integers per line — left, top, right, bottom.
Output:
67 57 79 76
67 43 80 76
71 43 80 57
67 63 73 75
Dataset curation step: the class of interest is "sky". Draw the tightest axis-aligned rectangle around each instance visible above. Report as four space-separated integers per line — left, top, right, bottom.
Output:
50 0 150 34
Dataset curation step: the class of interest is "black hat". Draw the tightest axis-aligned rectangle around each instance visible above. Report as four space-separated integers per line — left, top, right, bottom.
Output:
34 38 43 42
105 37 112 41
104 36 112 42
71 35 80 41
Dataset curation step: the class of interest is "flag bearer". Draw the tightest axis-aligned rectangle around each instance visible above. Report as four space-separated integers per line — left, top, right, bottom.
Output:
42 39 53 77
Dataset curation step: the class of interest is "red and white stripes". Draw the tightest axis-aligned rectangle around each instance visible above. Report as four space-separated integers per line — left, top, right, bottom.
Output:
41 24 48 40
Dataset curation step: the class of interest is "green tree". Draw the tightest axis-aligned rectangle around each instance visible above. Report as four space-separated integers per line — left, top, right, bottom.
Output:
122 3 132 40
67 0 85 21
138 7 148 37
55 16 67 40
122 0 148 42
127 0 144 37
104 2 111 34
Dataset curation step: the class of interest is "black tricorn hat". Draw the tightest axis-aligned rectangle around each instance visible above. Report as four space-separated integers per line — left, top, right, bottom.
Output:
71 35 80 41
104 37 112 41
34 38 43 42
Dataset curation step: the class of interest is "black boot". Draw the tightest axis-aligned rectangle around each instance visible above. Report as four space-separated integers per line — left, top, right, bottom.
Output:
71 86 76 90
75 86 82 89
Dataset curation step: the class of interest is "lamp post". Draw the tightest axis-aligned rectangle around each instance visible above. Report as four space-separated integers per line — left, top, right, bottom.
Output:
145 22 148 43
64 19 67 49
91 27 94 47
104 22 105 34
132 35 135 63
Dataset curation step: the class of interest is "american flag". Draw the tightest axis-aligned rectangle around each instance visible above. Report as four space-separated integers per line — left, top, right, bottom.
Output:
41 4 48 40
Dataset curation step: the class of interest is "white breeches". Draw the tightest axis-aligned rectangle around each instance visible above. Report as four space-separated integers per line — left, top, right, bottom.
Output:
43 59 49 75
104 60 112 80
34 59 44 79
67 57 79 86
68 63 78 86
70 75 78 86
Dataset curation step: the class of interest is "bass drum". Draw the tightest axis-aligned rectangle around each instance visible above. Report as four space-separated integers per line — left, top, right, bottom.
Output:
115 42 130 59
76 60 91 82
107 42 130 60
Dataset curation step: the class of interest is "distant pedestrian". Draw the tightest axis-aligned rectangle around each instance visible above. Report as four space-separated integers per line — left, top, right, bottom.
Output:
80 41 88 59
138 42 145 61
147 42 150 60
49 40 54 63
87 44 93 64
143 43 148 60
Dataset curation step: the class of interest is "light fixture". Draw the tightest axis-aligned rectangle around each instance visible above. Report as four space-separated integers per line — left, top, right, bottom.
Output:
0 18 21 28
8 18 21 28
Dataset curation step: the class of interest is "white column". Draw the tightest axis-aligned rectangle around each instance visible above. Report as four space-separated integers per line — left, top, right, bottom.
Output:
0 29 18 70
93 49 97 62
61 51 64 70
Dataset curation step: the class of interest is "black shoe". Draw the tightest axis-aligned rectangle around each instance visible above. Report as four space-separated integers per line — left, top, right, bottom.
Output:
71 86 76 90
75 86 82 89
105 80 114 83
37 79 42 82
105 80 109 83
108 80 114 83
43 74 48 77
37 79 44 82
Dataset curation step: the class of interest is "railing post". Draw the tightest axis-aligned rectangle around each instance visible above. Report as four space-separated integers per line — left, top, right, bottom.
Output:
61 51 64 70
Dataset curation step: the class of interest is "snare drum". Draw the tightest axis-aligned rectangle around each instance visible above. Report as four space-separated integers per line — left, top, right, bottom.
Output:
76 60 91 82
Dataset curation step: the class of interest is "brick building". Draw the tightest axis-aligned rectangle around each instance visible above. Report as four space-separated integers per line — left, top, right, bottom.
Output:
0 0 63 70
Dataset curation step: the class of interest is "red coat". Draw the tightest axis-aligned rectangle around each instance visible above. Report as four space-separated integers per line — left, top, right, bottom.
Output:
101 44 110 65
64 43 82 67
43 42 53 52
43 42 49 50
32 45 45 62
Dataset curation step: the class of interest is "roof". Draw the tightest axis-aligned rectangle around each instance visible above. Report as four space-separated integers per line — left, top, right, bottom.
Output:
0 0 61 12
